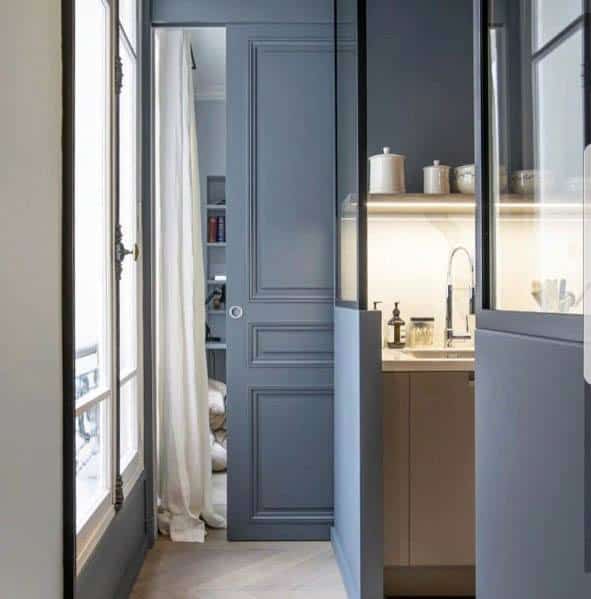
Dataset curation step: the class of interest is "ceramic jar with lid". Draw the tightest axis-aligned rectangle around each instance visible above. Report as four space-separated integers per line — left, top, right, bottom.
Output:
424 160 451 194
452 164 476 194
369 147 406 194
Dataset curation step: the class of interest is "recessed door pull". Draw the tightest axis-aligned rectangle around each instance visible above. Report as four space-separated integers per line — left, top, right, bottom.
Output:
229 306 243 320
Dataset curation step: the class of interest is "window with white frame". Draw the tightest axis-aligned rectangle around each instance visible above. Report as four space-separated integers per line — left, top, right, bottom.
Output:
74 0 142 570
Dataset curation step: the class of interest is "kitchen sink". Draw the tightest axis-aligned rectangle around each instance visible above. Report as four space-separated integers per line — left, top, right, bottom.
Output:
402 348 475 360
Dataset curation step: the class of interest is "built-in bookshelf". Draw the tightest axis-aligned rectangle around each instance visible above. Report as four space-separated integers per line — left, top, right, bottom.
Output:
205 176 227 381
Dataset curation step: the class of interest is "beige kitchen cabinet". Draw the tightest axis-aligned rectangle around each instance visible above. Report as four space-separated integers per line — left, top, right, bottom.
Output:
383 373 410 566
409 372 475 566
383 371 475 570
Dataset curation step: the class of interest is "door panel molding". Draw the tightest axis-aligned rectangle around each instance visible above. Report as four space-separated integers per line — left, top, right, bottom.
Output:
248 322 334 367
250 386 334 523
247 38 334 303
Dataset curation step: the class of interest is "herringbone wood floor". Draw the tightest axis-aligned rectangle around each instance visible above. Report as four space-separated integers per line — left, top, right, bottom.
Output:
131 474 347 599
130 534 347 599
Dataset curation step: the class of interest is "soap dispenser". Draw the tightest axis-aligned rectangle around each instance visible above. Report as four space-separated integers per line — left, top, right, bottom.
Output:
387 302 406 349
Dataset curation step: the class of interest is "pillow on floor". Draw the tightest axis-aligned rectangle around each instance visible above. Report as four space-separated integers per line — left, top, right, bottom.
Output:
210 412 226 433
210 431 227 472
208 378 227 397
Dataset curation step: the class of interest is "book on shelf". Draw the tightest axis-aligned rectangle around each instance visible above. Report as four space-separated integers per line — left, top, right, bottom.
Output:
208 216 217 243
207 216 226 243
216 215 226 243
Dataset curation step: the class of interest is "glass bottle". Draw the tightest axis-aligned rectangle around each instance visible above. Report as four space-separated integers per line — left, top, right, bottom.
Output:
387 302 406 349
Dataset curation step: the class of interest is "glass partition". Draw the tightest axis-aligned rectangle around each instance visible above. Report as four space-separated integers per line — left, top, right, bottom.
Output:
487 0 585 314
335 0 366 307
533 0 583 50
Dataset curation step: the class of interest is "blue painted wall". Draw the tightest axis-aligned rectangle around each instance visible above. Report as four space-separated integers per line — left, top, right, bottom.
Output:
366 0 474 193
197 100 226 195
332 308 382 598
77 478 148 598
476 331 590 597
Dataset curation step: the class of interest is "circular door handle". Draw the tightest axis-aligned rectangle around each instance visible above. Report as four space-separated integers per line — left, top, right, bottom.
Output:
229 305 244 320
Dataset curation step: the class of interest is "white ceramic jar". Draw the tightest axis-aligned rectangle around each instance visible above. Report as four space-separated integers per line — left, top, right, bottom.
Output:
423 160 451 194
369 147 406 194
452 164 476 194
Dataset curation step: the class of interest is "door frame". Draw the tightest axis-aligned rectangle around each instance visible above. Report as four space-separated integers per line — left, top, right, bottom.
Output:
147 21 231 543
473 0 590 573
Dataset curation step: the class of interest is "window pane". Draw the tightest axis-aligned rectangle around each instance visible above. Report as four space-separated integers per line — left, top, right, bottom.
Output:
533 0 582 50
119 36 138 374
76 401 110 529
75 0 112 540
336 0 360 304
120 377 139 470
488 1 584 314
75 0 111 400
119 0 137 50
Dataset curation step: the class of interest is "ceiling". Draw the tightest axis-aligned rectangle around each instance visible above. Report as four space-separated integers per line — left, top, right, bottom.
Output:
188 28 226 101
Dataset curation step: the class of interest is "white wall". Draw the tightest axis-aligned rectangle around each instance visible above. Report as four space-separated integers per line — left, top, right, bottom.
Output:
0 1 62 597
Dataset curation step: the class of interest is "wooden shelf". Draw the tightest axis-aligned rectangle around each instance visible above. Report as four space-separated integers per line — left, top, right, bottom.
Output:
357 193 584 217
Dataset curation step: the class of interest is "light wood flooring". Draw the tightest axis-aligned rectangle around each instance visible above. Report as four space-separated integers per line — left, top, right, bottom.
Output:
131 474 347 599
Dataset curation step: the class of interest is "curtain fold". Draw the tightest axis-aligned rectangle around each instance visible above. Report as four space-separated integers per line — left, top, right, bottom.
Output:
155 30 225 542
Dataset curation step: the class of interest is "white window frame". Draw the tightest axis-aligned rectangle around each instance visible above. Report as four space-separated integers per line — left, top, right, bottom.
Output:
118 0 144 499
74 0 117 572
75 0 143 572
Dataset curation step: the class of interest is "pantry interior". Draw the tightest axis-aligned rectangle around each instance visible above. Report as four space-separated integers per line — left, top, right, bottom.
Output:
354 0 584 595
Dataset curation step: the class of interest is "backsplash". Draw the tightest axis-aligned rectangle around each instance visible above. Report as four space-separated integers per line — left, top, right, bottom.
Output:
368 213 582 347
368 215 475 347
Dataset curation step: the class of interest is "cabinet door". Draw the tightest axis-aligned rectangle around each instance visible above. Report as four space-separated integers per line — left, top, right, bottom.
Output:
410 372 475 566
383 373 410 566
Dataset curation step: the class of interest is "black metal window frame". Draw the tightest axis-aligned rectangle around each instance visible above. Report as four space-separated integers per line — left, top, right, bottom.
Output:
334 0 368 311
474 0 589 344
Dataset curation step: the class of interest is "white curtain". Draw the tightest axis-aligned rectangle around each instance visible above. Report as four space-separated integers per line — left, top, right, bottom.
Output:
155 30 225 542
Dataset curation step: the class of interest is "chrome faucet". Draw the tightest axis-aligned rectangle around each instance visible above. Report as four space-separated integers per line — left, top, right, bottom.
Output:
445 246 475 347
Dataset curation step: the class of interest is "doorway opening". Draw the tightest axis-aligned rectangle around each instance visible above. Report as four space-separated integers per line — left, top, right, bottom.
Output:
192 26 229 525
154 26 229 541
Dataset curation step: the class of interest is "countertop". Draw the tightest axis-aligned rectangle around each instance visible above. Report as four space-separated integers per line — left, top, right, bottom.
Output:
382 347 475 372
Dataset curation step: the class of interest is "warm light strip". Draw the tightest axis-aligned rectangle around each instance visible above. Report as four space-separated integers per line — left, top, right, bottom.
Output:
495 203 583 209
367 201 472 209
365 201 583 210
